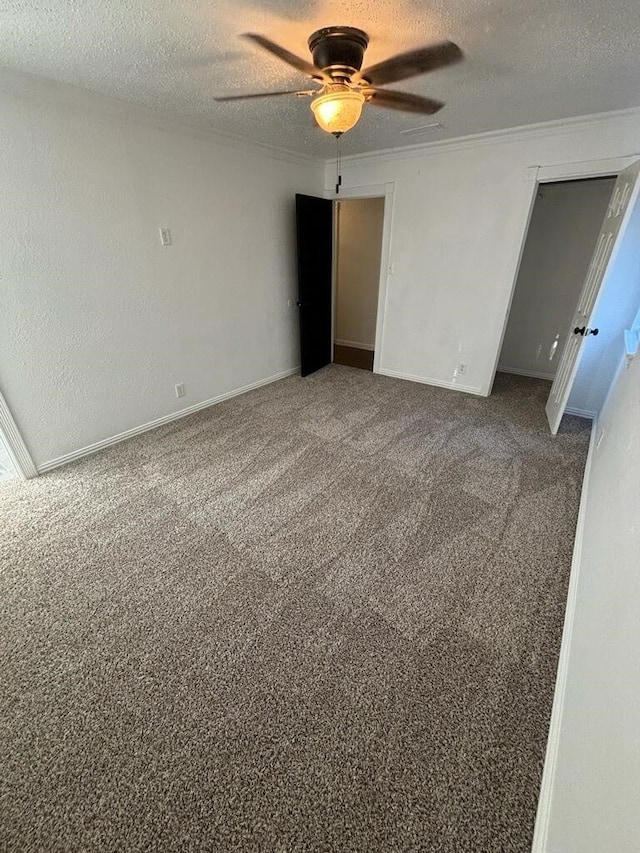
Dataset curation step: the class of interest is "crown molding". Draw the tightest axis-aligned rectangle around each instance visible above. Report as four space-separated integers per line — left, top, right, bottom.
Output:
327 105 640 168
0 65 317 169
3 64 640 171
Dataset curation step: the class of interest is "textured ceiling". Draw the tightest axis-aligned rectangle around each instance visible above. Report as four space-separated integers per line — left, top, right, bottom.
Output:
1 0 639 158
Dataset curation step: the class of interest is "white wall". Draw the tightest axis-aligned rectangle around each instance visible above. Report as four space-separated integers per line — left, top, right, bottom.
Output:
335 197 384 350
541 329 640 852
326 110 640 395
567 185 640 415
498 178 614 380
0 72 322 468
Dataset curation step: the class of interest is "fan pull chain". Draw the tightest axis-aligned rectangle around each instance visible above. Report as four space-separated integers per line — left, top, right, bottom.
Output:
335 133 342 195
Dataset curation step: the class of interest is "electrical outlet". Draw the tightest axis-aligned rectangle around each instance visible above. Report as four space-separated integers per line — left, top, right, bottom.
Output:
159 227 172 246
457 363 467 375
175 383 185 398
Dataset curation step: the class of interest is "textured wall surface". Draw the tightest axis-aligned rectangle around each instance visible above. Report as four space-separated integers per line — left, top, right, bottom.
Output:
3 75 640 466
0 82 322 467
546 335 640 852
336 198 385 350
327 111 640 396
498 177 614 380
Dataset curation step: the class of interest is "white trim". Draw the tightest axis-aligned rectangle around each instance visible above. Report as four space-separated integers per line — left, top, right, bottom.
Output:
0 67 316 168
373 185 395 375
324 181 394 200
6 65 639 169
537 156 634 183
37 367 299 474
497 372 601 417
328 107 640 168
531 416 598 853
378 367 482 396
489 154 633 397
487 168 541 394
564 406 597 420
331 201 339 353
0 390 38 480
498 365 556 381
334 339 375 351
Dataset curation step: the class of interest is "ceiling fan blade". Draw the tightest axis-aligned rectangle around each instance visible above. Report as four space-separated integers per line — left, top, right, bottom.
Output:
215 89 315 102
364 88 444 115
242 33 326 81
359 41 463 86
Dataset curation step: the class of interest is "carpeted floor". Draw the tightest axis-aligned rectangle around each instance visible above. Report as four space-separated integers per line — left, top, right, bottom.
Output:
0 367 590 852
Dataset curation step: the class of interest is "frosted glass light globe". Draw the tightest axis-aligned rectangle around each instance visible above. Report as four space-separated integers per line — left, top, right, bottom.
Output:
311 86 365 135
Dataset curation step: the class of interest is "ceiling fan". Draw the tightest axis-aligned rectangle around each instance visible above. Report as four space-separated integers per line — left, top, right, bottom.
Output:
214 27 464 136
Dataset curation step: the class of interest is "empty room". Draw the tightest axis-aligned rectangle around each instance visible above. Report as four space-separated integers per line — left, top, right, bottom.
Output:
1 2 639 852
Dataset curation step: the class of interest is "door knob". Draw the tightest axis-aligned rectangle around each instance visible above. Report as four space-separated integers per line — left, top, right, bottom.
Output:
574 326 599 336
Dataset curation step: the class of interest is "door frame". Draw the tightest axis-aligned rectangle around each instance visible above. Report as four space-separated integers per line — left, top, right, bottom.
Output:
325 181 395 374
0 390 38 480
488 155 638 394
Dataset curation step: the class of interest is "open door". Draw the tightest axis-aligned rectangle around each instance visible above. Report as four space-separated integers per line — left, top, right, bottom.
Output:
546 159 640 433
295 194 333 377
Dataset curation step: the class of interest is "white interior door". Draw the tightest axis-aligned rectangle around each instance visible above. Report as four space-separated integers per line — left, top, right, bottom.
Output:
545 159 640 434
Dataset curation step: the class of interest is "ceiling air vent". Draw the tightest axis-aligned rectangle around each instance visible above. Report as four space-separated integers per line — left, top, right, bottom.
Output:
399 122 444 136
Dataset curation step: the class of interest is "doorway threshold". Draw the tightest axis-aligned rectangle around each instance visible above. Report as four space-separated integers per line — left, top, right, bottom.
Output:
333 345 374 371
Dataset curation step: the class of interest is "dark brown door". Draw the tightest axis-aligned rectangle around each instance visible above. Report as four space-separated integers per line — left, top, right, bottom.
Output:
295 194 333 377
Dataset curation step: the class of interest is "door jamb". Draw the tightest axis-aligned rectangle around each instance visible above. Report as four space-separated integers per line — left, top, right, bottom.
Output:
487 155 637 395
331 201 339 356
325 182 395 374
0 390 38 479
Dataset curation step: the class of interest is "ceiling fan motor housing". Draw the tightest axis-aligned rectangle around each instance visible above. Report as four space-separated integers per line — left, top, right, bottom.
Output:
308 27 369 79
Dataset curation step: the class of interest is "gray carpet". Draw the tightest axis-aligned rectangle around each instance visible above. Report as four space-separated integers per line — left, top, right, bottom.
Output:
0 366 590 852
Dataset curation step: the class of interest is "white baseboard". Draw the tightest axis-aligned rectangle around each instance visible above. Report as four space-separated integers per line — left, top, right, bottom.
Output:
38 367 299 474
334 339 375 351
0 389 38 480
497 368 596 419
377 367 482 396
530 416 598 852
498 365 556 381
564 406 597 420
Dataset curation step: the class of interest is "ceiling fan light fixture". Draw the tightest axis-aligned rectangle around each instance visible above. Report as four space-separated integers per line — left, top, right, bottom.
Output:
310 85 365 135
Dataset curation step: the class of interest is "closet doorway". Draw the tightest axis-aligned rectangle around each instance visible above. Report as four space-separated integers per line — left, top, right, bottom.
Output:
333 197 385 372
494 160 640 431
497 176 615 392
